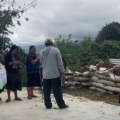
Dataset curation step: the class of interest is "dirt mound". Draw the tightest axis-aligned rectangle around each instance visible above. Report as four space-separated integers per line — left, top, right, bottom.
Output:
113 67 120 76
71 67 89 73
97 62 116 71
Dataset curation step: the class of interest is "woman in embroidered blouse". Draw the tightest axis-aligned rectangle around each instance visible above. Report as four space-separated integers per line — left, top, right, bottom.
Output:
5 45 22 102
26 46 41 99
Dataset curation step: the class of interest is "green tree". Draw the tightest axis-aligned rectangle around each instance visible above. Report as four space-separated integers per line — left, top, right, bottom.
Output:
96 22 120 44
54 34 120 69
0 0 37 53
0 36 12 53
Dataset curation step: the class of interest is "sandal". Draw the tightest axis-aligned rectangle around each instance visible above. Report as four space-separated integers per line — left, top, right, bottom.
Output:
31 95 38 98
27 96 32 99
6 99 11 103
15 98 22 101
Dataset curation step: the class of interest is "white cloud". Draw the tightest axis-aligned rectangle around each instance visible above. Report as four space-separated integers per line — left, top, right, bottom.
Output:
7 0 120 46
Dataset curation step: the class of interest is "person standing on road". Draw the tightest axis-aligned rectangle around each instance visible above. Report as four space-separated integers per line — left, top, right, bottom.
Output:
26 46 41 99
40 38 69 109
4 45 22 102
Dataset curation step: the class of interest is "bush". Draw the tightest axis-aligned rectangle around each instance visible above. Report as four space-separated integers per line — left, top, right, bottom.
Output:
21 67 28 87
54 35 120 69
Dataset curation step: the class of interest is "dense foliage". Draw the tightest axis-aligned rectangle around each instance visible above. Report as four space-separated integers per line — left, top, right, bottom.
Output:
54 35 120 69
0 0 37 53
96 22 120 44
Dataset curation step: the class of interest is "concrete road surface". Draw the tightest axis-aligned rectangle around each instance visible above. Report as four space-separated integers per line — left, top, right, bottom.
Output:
0 87 120 120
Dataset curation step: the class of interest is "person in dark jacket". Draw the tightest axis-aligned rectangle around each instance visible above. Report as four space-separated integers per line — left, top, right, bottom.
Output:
4 45 22 102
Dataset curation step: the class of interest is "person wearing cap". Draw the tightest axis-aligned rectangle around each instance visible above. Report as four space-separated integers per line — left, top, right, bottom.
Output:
40 38 69 109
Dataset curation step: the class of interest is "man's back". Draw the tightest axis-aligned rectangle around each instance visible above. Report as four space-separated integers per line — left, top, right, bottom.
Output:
40 46 64 79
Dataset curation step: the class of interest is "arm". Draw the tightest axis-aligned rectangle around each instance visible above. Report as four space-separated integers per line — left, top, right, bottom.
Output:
4 54 13 66
8 61 21 66
56 50 65 74
30 54 39 65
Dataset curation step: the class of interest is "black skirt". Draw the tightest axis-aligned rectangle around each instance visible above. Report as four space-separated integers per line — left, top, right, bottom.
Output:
6 69 22 91
27 72 41 87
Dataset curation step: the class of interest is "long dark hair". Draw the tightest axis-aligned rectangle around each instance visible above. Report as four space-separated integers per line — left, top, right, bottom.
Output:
9 45 18 53
29 46 35 53
9 45 20 60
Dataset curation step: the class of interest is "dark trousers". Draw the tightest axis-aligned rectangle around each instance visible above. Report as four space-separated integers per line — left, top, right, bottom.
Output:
43 77 65 108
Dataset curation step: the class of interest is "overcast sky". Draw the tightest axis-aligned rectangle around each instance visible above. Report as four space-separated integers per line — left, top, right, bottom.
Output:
8 0 120 46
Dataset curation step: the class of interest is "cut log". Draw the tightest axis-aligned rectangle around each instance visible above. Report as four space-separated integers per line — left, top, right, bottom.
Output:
74 71 95 77
91 82 105 89
89 86 106 93
91 76 116 87
65 81 81 87
74 72 82 77
82 82 92 86
82 72 95 77
105 86 120 93
92 82 120 93
116 83 120 87
65 76 73 80
74 77 90 82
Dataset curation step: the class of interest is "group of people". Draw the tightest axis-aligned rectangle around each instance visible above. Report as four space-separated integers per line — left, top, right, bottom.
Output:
0 38 69 109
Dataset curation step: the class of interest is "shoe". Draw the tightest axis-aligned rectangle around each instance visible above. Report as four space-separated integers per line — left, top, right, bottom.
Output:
59 105 69 109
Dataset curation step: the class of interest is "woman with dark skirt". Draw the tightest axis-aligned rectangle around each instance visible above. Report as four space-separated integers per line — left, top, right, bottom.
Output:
26 46 41 99
4 45 22 102
0 54 5 101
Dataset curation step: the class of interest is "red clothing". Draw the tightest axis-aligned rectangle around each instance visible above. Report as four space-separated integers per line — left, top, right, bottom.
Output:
62 57 67 84
62 57 67 69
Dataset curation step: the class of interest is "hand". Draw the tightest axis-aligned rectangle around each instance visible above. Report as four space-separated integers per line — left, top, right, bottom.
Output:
65 67 68 72
36 54 40 58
